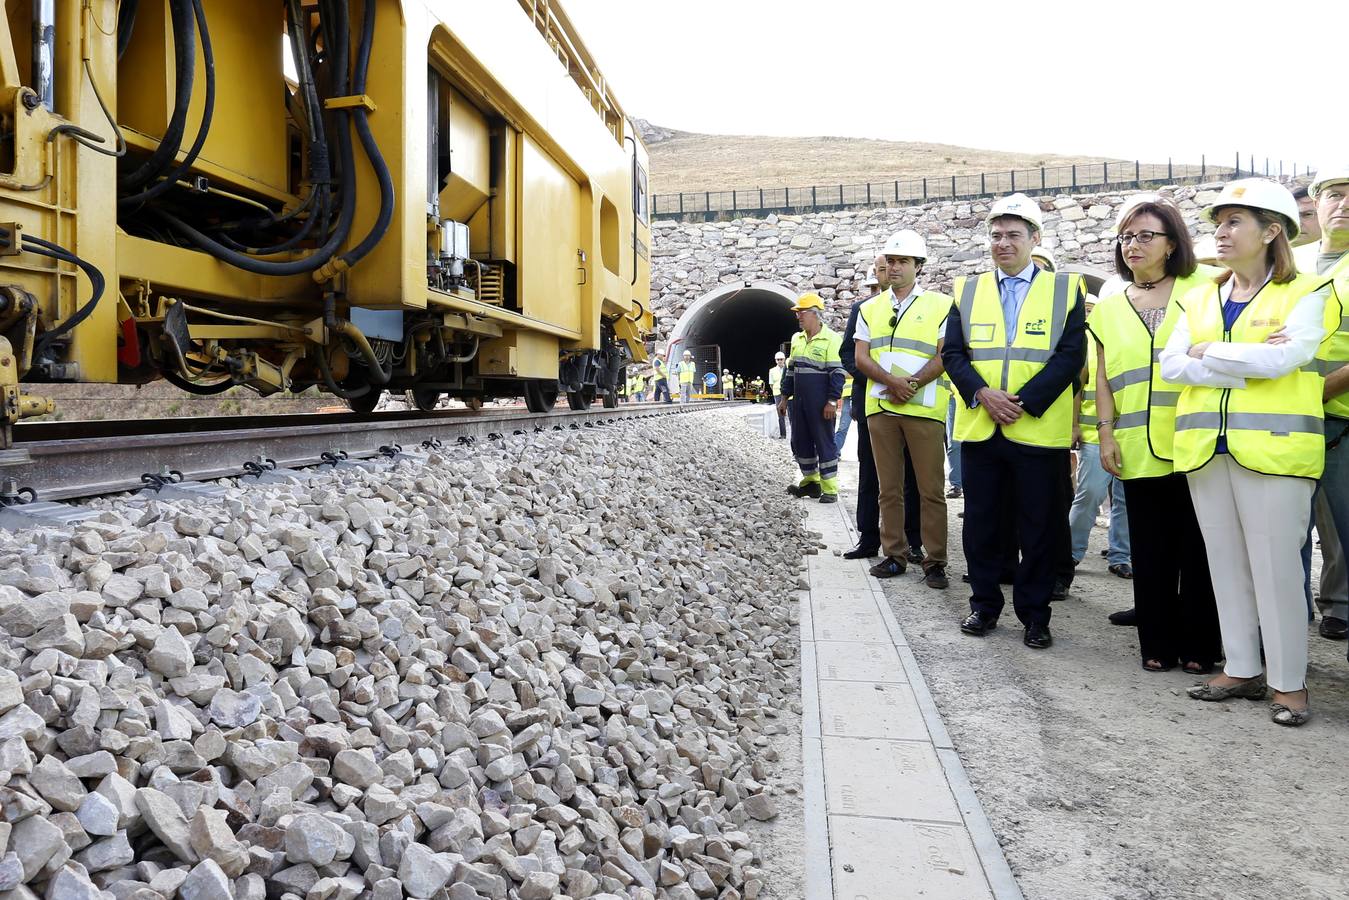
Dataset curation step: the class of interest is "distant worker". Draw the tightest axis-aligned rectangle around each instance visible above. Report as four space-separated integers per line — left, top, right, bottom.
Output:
652 355 672 404
839 259 886 559
723 369 736 400
1302 164 1349 645
853 231 952 589
1291 184 1322 272
676 350 697 403
943 193 1087 650
1161 179 1337 727
630 370 647 403
780 293 845 502
769 351 788 438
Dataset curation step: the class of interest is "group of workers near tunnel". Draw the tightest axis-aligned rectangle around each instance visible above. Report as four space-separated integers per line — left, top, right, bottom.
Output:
620 354 762 404
771 169 1349 728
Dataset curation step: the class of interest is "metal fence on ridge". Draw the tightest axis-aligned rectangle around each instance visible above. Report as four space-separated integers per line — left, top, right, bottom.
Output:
651 153 1313 221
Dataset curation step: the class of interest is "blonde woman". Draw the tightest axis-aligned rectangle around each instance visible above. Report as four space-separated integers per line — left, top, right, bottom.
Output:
1159 179 1339 727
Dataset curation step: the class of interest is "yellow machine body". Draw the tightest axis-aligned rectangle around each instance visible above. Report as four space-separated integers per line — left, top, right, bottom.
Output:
0 0 653 437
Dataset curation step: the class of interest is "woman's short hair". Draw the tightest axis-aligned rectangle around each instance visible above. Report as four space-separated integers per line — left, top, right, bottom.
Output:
1113 201 1197 282
1213 206 1299 285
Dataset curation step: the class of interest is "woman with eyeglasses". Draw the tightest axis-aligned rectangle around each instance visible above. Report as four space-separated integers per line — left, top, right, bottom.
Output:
1088 195 1222 675
1158 179 1339 727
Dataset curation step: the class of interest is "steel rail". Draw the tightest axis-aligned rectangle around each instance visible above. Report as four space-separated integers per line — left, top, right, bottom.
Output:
4 401 737 503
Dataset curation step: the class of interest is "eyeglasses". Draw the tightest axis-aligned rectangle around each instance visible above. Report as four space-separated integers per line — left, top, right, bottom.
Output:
1116 231 1169 246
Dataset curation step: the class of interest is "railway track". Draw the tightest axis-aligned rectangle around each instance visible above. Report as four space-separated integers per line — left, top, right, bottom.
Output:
0 401 735 509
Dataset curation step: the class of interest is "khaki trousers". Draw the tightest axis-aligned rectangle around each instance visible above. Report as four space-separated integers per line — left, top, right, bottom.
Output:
867 413 947 566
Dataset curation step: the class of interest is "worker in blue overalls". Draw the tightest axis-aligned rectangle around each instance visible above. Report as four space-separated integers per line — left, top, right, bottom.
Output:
778 292 846 503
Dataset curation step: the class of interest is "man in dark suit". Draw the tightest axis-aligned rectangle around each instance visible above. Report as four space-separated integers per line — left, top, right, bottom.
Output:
839 257 885 558
940 194 1086 649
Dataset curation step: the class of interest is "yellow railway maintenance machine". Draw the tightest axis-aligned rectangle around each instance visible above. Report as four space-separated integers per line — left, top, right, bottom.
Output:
0 0 653 446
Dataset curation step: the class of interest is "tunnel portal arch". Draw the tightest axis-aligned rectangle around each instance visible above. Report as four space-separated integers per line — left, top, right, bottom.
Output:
665 282 800 384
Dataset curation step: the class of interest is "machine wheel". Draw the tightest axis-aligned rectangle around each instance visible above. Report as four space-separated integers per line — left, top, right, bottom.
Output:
409 387 441 411
566 391 588 411
602 389 618 409
345 388 382 414
524 381 558 413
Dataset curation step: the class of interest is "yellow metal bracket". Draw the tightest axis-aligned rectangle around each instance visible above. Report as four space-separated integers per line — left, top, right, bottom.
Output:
324 94 377 113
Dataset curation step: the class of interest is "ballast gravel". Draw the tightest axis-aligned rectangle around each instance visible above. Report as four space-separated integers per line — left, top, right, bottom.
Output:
0 409 810 899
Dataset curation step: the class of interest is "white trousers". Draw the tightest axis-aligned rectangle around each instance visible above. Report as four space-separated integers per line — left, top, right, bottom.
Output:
1187 455 1313 692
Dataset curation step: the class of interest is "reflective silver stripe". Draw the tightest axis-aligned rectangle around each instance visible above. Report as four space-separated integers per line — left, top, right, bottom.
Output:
1225 413 1323 435
1114 410 1149 429
791 357 841 372
1303 358 1349 375
1152 347 1164 362
1151 391 1180 407
1107 366 1152 393
1048 272 1071 348
796 456 818 465
870 336 938 355
1080 414 1099 426
957 276 980 344
969 346 1054 362
1083 390 1095 401
1175 412 1222 431
1341 315 1349 331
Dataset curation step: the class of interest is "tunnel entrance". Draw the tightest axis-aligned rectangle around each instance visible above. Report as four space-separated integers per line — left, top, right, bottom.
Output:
666 282 799 385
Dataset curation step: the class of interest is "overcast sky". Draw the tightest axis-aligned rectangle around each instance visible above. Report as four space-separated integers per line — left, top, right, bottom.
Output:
564 0 1340 171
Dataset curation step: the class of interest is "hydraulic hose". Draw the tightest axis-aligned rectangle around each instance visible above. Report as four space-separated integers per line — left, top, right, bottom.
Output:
334 0 393 270
314 344 370 399
120 0 215 209
0 231 109 359
120 0 194 191
117 0 140 60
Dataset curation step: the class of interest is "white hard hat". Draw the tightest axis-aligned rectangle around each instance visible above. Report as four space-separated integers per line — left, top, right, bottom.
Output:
682 349 692 357
1200 178 1301 240
1310 164 1349 198
862 265 879 288
987 193 1043 232
1030 246 1056 270
1112 192 1163 234
880 229 928 260
774 351 785 360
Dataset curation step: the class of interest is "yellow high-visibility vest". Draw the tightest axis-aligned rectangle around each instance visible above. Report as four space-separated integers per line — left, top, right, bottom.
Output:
1316 252 1349 418
1172 273 1338 479
858 288 952 420
1085 269 1218 478
951 270 1082 449
676 361 696 384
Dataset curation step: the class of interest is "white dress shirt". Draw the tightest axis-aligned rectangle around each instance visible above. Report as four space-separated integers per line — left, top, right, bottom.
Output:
853 283 946 342
1159 272 1330 389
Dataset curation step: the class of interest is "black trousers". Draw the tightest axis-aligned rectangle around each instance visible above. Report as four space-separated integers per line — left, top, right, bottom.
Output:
962 431 1067 628
994 452 1074 582
853 383 881 549
1122 474 1222 667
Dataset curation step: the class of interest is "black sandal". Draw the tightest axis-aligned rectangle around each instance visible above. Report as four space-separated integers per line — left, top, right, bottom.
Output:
1181 661 1215 675
1141 659 1175 672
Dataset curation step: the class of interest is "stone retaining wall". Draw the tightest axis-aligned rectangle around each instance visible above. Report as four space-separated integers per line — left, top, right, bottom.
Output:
649 181 1271 339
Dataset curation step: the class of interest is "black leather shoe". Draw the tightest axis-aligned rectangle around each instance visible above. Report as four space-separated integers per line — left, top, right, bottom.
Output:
1319 616 1348 640
1050 578 1071 602
786 484 802 497
819 493 838 504
960 611 998 635
1023 623 1053 649
906 547 925 565
923 566 949 589
1108 608 1138 626
843 544 880 560
869 557 907 579
801 481 823 499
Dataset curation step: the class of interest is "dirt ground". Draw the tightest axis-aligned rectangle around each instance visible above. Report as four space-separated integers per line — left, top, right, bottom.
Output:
644 128 1118 195
834 444 1349 900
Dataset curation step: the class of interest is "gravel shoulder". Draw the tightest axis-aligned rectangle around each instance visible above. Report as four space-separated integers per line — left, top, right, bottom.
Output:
837 456 1349 900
